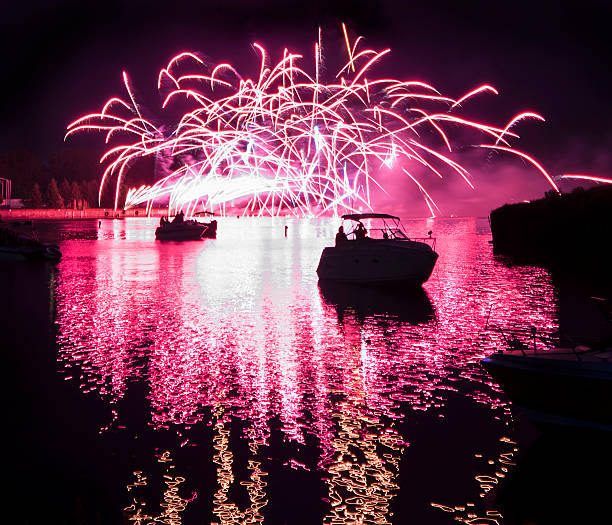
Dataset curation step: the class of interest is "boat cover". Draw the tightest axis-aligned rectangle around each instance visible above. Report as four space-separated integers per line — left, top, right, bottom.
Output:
341 213 400 221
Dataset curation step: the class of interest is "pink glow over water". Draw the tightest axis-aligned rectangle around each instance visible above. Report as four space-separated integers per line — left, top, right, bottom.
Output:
51 216 557 523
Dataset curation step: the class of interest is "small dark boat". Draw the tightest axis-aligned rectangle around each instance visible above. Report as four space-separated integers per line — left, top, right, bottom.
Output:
482 345 612 431
155 212 217 241
0 223 62 262
482 300 612 431
0 243 62 262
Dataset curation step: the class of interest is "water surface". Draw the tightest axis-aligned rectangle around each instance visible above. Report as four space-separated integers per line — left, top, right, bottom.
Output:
4 216 589 524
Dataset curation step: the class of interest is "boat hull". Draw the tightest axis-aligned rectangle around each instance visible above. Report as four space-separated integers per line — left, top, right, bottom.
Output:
0 244 62 262
482 350 612 430
0 247 32 261
201 220 217 238
316 240 438 286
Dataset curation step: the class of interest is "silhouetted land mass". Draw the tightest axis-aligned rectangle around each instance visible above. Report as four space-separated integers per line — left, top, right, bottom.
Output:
490 186 612 284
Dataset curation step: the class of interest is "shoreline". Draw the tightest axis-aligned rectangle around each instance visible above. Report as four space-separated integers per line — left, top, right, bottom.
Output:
2 209 491 221
490 185 612 292
0 208 166 220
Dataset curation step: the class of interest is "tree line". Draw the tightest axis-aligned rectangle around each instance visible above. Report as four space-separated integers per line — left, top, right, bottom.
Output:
0 148 155 208
31 178 100 209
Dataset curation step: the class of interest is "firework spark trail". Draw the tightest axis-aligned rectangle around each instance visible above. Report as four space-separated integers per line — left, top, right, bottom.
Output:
479 145 559 192
66 28 559 216
494 112 546 146
560 174 612 184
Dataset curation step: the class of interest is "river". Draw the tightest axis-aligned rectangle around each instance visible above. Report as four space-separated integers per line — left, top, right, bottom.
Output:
2 216 609 524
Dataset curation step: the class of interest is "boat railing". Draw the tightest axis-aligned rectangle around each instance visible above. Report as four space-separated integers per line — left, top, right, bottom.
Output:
411 236 436 251
482 323 611 359
483 297 612 357
345 227 436 250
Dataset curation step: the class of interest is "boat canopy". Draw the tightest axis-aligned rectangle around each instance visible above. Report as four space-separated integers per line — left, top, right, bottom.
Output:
341 213 400 221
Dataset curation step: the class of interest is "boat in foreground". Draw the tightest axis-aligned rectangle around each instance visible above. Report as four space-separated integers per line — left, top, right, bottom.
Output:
155 213 217 241
316 213 438 286
482 335 612 431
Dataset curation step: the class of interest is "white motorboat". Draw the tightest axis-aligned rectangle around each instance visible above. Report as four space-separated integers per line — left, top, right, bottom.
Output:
316 213 438 286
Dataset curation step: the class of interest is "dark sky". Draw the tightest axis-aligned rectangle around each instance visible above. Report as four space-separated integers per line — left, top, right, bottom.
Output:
1 0 611 175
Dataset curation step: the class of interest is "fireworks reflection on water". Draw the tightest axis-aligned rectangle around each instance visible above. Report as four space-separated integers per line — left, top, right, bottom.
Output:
41 217 559 523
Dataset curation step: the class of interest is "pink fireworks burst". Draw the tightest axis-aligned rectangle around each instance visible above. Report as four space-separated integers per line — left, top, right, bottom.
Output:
66 27 559 217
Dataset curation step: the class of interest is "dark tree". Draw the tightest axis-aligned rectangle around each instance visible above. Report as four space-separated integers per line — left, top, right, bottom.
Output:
31 183 44 208
84 180 99 208
71 181 82 209
46 178 64 209
59 178 72 208
118 183 128 209
99 184 115 209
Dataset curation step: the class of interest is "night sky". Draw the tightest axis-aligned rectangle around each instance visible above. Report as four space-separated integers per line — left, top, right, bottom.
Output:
2 0 611 210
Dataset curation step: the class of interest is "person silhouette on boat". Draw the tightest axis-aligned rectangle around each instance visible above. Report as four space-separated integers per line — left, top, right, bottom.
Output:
335 225 348 245
171 211 185 224
355 221 367 240
160 216 168 226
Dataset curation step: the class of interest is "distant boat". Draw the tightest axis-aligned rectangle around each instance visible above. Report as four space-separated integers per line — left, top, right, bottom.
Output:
0 222 62 262
316 213 438 286
155 213 217 241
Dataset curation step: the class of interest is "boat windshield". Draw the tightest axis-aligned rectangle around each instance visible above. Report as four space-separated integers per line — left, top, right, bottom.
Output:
341 216 409 240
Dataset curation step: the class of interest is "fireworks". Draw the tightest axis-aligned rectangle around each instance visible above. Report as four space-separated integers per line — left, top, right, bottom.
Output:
66 28 560 217
560 174 612 185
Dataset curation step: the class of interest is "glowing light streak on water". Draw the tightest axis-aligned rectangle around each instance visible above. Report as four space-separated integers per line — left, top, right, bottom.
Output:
53 217 559 521
124 451 193 525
